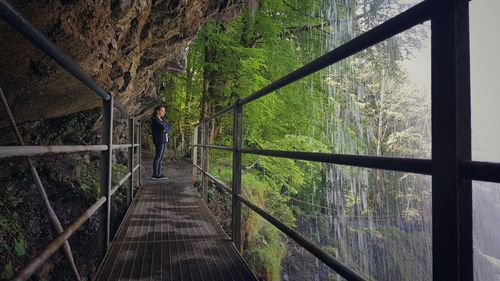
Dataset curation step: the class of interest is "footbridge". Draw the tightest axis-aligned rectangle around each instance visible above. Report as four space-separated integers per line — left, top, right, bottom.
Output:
1 0 500 281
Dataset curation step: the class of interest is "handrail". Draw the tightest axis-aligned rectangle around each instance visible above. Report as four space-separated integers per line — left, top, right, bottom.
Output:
460 160 500 183
1 1 144 279
194 144 233 151
132 164 140 173
193 164 232 193
194 163 203 172
206 172 232 193
0 145 108 159
188 1 487 280
240 148 432 175
194 1 431 122
237 194 368 281
112 144 133 150
194 104 235 127
110 172 132 195
11 196 107 281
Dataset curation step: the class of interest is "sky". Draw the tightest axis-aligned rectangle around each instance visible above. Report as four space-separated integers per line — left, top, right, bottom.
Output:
469 0 500 161
401 0 500 161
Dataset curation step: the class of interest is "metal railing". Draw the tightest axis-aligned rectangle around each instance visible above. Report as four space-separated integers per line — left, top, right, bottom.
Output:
192 0 497 280
0 1 142 280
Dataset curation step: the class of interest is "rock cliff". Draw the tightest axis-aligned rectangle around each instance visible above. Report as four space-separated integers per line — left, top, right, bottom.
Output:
0 0 244 127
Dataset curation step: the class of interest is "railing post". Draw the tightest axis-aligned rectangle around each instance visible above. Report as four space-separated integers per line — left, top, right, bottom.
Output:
202 121 209 202
138 123 142 188
431 1 472 280
99 96 113 260
232 104 243 251
192 126 199 183
127 117 135 205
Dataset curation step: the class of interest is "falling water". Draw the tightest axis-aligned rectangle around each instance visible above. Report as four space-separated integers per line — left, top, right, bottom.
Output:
281 0 433 280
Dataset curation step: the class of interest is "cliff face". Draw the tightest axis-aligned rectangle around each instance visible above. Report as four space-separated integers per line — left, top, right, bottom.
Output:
0 0 244 126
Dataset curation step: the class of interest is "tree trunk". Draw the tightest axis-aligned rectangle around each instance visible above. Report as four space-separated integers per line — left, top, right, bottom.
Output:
374 71 387 216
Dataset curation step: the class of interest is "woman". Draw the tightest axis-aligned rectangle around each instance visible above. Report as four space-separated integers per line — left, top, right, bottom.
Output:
151 105 171 179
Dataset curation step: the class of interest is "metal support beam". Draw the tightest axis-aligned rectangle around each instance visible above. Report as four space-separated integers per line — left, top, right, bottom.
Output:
110 172 132 196
112 144 133 150
0 145 108 159
192 126 199 183
240 148 432 175
137 123 142 189
99 96 113 260
11 196 107 281
431 0 472 280
232 105 243 251
202 122 209 202
0 87 82 281
127 118 135 206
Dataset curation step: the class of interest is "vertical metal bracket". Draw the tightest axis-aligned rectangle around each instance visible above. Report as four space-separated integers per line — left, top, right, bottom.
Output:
192 126 199 183
431 0 472 280
202 121 210 202
127 117 135 205
232 104 243 251
99 95 113 260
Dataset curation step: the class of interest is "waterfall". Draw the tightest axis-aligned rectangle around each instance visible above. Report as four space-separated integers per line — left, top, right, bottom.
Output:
282 0 433 280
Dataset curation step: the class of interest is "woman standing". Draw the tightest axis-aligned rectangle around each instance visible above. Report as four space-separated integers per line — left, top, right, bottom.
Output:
151 105 171 179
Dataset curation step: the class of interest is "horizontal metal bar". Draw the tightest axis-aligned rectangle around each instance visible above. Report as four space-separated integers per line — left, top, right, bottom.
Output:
194 164 203 172
193 105 235 127
11 196 107 281
237 1 429 107
132 164 139 173
193 144 233 151
113 102 132 118
111 144 140 150
0 145 108 159
112 144 132 150
237 194 368 281
110 172 131 195
240 148 432 175
205 172 232 193
460 160 500 183
196 2 430 123
0 1 110 101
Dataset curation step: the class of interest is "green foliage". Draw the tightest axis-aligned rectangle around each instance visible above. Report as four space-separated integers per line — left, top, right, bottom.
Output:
13 239 27 257
79 182 99 200
1 261 13 280
0 185 27 280
111 164 128 183
164 0 431 279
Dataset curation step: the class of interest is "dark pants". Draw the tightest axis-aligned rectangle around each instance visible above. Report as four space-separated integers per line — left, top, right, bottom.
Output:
153 142 166 176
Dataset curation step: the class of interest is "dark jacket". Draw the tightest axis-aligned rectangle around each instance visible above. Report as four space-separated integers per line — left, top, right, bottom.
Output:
151 116 172 144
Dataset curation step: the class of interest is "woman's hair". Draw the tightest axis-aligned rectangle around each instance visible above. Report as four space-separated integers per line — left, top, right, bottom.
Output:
153 105 164 117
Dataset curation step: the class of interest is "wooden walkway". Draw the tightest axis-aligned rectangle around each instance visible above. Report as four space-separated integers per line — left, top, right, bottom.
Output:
94 160 256 281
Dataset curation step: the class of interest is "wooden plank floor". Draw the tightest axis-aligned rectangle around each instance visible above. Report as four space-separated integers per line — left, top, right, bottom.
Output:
94 160 257 281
